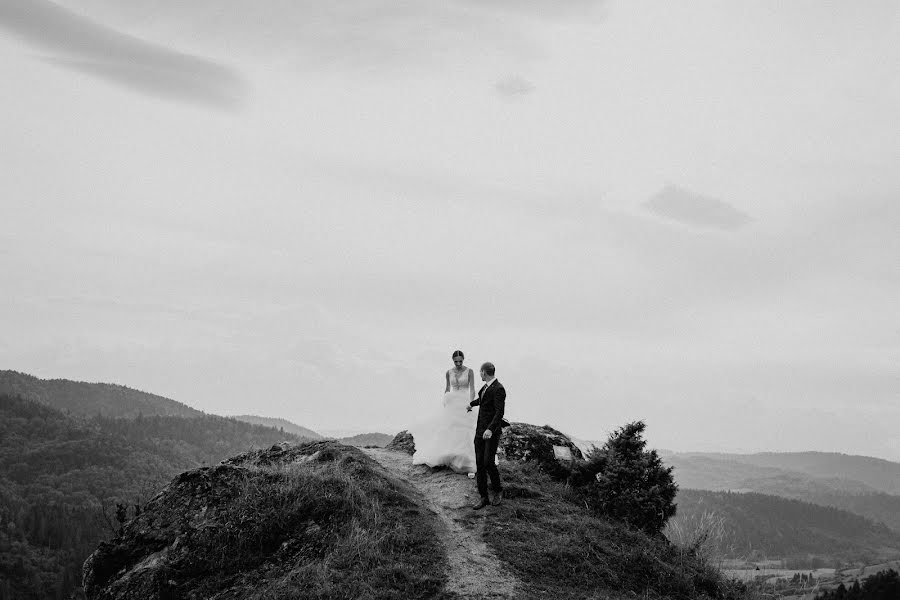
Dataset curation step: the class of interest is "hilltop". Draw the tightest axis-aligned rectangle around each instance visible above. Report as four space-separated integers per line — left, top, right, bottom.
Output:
0 370 201 418
83 441 447 600
84 436 745 600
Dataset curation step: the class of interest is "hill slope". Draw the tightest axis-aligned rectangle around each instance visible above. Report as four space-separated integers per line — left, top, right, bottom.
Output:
83 442 447 600
230 414 322 440
0 370 201 418
670 489 900 564
0 394 307 600
667 453 900 532
84 441 745 600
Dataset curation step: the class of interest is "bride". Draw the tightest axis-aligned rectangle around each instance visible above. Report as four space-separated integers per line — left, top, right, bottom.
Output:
409 350 477 472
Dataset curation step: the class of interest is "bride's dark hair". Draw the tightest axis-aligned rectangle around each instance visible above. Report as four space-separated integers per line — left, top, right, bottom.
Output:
452 350 464 360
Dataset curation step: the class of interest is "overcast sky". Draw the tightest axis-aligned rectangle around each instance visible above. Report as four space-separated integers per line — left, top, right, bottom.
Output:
1 1 898 458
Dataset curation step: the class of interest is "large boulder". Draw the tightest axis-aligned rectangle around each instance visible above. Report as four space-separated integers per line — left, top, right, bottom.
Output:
498 422 583 466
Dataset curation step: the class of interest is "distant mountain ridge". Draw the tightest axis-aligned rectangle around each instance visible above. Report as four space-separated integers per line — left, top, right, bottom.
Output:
705 451 900 496
337 432 393 447
666 452 900 532
0 370 326 443
0 370 202 418
231 415 322 440
667 454 877 493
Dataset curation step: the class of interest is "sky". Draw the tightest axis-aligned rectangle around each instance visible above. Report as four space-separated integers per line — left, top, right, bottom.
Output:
1 1 898 458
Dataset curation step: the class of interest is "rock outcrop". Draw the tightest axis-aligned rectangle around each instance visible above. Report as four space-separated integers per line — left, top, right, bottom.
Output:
498 422 584 462
389 422 583 474
385 430 415 455
82 440 446 600
83 442 332 599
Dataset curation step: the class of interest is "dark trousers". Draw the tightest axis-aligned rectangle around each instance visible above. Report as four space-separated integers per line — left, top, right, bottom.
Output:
474 431 502 499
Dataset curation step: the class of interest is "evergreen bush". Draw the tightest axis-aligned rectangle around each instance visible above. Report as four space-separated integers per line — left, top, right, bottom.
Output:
577 421 678 536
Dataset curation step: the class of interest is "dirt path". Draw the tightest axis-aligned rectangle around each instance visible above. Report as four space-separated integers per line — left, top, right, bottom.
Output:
363 448 521 599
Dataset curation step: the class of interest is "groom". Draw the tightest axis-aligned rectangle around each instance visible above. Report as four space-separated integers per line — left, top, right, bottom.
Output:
468 362 506 510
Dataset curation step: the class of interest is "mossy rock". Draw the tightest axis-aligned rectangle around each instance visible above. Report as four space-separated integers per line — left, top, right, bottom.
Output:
498 423 583 462
498 423 583 480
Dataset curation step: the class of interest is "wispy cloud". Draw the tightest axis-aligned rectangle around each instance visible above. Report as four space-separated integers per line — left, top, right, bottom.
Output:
495 75 536 98
0 0 245 108
643 185 753 231
43 0 607 74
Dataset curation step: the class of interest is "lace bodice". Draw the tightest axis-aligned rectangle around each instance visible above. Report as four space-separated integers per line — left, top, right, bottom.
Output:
447 367 471 391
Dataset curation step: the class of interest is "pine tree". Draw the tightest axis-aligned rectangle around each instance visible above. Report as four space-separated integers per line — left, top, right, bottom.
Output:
580 421 678 535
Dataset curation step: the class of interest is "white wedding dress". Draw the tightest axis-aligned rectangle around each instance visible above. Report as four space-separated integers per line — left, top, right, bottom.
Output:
409 368 477 473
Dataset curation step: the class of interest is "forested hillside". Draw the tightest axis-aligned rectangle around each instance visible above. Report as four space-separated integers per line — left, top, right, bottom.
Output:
230 414 321 440
0 370 201 419
0 394 304 600
737 475 900 534
668 454 900 531
673 489 900 565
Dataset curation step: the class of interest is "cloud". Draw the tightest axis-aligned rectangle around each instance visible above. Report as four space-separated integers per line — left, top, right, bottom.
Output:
38 0 607 74
495 75 536 98
0 0 245 108
642 185 753 231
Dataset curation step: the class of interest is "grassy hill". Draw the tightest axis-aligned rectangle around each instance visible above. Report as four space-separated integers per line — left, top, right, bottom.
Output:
669 489 900 565
0 394 308 600
230 414 322 440
82 442 448 600
478 462 745 599
82 442 748 600
0 370 201 419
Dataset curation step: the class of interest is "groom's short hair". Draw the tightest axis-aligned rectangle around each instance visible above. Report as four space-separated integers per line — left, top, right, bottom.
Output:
480 362 495 376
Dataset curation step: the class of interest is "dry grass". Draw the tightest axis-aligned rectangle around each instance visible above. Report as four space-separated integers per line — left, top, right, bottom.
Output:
482 461 753 600
665 509 732 567
184 444 454 599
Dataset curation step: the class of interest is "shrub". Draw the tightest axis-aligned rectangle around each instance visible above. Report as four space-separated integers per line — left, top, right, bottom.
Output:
577 421 678 536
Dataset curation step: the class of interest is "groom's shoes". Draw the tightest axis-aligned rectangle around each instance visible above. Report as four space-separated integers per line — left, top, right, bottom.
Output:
490 489 503 506
472 497 490 510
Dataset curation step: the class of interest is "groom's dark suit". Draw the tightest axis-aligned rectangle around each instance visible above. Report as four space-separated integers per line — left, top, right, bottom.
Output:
469 379 506 501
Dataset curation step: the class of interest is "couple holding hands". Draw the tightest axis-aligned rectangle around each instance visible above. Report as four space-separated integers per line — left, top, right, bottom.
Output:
410 351 508 509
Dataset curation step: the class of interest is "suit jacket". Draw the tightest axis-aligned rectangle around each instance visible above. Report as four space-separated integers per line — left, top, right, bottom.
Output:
469 380 506 436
